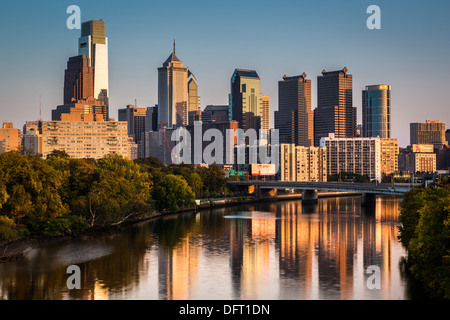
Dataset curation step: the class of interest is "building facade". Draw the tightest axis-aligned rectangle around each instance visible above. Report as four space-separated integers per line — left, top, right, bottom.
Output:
0 122 22 153
362 85 391 138
42 113 130 159
118 105 147 144
158 43 189 128
64 55 94 105
380 138 399 178
229 69 266 131
52 97 108 122
320 135 382 182
410 120 446 149
398 144 436 173
280 144 327 182
314 68 356 146
78 20 109 110
275 73 314 147
188 71 200 113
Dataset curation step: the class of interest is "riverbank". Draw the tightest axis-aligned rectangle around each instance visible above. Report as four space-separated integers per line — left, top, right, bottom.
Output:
0 191 362 263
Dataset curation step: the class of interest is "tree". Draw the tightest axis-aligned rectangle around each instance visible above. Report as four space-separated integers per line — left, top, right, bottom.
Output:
86 155 152 227
399 179 450 300
153 174 196 212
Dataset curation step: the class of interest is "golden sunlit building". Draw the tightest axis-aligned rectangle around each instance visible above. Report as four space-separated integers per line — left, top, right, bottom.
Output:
0 122 22 153
41 112 130 159
280 143 327 182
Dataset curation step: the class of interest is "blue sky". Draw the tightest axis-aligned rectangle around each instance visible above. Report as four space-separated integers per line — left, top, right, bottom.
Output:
1 0 449 147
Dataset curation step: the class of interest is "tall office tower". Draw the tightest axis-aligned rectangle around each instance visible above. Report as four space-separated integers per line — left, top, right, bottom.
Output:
410 120 446 149
188 71 200 112
362 85 391 138
446 129 450 146
158 41 189 128
275 73 314 147
314 67 356 146
229 69 265 131
78 20 109 116
262 96 270 131
118 105 147 144
145 105 159 132
64 55 94 105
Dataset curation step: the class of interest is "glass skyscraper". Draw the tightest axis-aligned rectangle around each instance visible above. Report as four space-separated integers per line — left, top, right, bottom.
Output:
362 85 391 139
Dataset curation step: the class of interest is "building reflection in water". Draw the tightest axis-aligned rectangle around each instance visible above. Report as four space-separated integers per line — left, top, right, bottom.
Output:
0 196 407 300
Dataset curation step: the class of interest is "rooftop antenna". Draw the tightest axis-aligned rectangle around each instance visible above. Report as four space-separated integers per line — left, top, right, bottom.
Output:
173 39 176 54
135 99 137 107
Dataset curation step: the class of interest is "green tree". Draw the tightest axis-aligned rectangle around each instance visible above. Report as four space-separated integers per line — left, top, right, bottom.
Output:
399 179 450 300
87 154 152 227
153 174 196 212
0 152 68 223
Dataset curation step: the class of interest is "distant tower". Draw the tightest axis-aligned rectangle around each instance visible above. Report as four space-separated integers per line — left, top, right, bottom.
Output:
362 85 391 138
78 20 109 117
314 67 356 146
63 55 94 105
158 41 189 128
229 69 265 131
275 73 313 146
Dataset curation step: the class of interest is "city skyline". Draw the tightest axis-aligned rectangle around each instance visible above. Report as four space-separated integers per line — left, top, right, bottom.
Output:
1 0 450 148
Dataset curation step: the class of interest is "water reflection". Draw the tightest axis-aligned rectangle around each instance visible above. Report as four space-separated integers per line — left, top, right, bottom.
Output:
0 196 416 300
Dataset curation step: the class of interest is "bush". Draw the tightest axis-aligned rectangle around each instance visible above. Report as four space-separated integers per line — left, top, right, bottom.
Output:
25 217 71 236
0 215 17 241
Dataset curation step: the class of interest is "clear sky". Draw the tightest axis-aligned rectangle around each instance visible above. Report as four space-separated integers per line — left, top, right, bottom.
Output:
1 0 449 147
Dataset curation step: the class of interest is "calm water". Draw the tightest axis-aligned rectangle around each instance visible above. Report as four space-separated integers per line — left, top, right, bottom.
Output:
0 196 423 300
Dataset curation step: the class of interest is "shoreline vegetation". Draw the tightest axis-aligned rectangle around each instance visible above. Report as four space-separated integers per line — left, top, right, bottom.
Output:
398 177 450 300
0 149 365 262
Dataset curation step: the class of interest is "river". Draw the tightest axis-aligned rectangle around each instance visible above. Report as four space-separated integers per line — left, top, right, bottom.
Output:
0 196 425 300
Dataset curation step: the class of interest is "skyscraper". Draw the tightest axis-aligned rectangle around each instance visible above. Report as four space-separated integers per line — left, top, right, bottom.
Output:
118 105 147 144
229 69 265 131
158 41 189 128
410 120 446 149
275 73 313 147
314 68 356 146
78 20 109 114
188 71 200 112
362 85 391 138
63 55 94 105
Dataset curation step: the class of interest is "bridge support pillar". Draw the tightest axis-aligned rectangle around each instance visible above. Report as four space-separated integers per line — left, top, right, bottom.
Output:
361 193 376 207
302 190 318 204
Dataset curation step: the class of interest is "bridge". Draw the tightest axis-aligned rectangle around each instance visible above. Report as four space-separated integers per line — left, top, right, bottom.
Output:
227 181 418 206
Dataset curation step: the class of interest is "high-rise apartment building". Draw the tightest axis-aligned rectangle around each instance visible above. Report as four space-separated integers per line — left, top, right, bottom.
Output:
314 68 356 146
78 20 109 111
320 135 383 182
42 112 130 159
380 138 399 177
280 144 327 182
362 85 391 138
275 73 313 147
158 42 189 128
229 69 266 131
410 120 446 149
64 55 94 105
0 122 22 153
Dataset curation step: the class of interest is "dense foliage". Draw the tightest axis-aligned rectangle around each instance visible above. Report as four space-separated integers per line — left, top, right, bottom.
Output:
399 178 450 300
0 151 231 241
